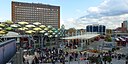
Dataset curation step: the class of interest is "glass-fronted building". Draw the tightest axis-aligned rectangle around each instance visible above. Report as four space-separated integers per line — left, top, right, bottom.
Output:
86 25 106 35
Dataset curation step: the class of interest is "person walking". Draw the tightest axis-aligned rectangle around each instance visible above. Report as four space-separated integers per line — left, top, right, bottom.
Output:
126 56 128 64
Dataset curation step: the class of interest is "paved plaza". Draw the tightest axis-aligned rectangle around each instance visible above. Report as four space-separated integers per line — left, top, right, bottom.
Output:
42 59 125 64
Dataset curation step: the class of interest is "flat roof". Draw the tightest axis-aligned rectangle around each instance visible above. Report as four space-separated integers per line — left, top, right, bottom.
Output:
12 1 60 8
119 37 125 41
61 33 100 40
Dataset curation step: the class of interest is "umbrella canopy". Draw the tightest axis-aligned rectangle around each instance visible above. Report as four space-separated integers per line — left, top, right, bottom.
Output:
18 27 28 31
0 30 7 35
25 30 36 34
5 27 13 31
52 28 56 31
5 20 13 24
39 25 46 28
52 32 56 35
18 21 28 25
11 24 20 28
33 22 41 25
25 25 35 28
54 30 58 33
58 28 60 31
47 25 52 29
0 24 6 28
39 30 45 33
0 28 2 30
55 35 58 37
33 27 42 31
44 33 48 36
48 35 53 38
58 32 61 35
48 30 53 33
44 28 49 31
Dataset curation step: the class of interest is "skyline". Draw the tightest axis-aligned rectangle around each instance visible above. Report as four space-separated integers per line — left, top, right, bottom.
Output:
1 0 128 29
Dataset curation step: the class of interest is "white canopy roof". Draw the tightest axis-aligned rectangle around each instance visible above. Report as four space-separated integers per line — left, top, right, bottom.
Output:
4 31 19 37
0 31 30 38
115 38 119 41
119 37 125 41
61 33 100 40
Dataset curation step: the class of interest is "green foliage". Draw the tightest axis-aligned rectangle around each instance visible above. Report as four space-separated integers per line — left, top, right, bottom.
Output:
103 56 112 63
107 56 112 63
112 48 116 52
105 35 112 42
88 57 98 63
107 38 112 42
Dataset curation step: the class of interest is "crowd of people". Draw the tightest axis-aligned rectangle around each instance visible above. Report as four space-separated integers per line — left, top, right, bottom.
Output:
23 47 66 64
22 47 90 64
41 47 66 64
22 47 128 64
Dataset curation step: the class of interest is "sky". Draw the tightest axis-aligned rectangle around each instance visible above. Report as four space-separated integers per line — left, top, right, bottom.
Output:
1 0 128 29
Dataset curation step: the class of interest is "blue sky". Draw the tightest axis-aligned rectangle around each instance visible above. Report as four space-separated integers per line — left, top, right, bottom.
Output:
0 0 11 21
1 0 128 29
0 0 102 21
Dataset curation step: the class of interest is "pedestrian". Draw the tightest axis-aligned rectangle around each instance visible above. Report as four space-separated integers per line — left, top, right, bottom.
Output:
118 55 121 60
79 52 82 57
126 60 128 64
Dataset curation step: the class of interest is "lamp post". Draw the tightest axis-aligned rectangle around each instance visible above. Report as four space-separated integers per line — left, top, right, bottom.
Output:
39 25 46 49
39 30 45 48
48 35 53 49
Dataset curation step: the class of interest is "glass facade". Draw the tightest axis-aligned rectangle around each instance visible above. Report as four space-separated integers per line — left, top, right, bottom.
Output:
86 25 106 35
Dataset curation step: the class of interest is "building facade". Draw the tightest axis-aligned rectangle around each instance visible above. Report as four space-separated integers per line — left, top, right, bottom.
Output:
106 29 113 35
86 24 106 35
12 1 60 28
122 20 128 32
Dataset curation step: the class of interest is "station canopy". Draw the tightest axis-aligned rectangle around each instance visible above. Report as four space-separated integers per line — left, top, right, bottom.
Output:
61 33 100 40
0 31 29 38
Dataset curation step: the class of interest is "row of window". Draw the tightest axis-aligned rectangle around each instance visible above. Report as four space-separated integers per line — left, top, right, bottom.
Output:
15 12 58 16
15 6 59 11
15 18 58 21
15 5 54 9
15 13 58 16
15 16 58 20
15 12 58 15
15 9 58 13
15 11 58 15
15 15 58 18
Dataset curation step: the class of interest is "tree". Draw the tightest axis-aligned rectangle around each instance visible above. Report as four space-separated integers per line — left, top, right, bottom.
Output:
105 35 112 42
107 56 112 64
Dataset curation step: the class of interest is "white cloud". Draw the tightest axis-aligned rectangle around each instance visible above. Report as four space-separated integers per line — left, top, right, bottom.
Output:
61 18 85 29
71 0 128 29
63 14 128 29
61 0 128 29
86 0 128 18
78 14 128 29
